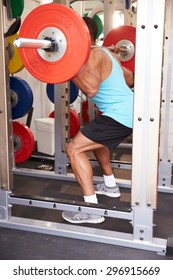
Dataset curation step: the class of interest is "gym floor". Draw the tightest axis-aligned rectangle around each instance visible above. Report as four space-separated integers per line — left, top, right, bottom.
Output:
0 146 173 260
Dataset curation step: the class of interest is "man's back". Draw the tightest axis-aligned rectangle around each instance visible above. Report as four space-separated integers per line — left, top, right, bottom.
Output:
72 46 133 97
72 47 114 97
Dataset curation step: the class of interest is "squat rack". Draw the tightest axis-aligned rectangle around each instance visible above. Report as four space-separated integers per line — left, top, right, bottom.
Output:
0 0 173 255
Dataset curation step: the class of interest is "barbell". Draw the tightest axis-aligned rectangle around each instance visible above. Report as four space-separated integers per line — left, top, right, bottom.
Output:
14 3 136 84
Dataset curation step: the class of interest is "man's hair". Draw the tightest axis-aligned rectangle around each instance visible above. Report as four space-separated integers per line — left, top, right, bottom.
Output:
82 17 98 42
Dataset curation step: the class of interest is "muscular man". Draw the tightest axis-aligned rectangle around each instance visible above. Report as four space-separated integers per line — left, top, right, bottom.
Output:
62 17 133 224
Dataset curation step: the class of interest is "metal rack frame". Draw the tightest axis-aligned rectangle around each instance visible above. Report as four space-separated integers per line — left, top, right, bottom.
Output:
0 0 173 256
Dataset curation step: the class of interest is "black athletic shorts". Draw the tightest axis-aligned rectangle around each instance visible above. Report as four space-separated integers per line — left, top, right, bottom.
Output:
80 115 132 150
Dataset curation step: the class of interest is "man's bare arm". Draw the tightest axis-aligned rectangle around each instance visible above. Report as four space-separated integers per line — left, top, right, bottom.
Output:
122 66 134 88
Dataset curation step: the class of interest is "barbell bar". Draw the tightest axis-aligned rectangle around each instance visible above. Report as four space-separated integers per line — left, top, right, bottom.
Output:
14 37 52 50
14 38 129 56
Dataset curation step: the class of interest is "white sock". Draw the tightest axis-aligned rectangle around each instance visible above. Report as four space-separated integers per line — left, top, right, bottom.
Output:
83 194 98 204
103 174 116 187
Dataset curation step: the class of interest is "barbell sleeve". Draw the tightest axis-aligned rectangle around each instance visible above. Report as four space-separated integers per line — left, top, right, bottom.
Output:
13 37 52 49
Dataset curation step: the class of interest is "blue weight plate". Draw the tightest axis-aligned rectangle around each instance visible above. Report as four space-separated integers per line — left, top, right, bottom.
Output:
46 83 54 103
70 81 79 104
46 81 79 104
10 76 33 119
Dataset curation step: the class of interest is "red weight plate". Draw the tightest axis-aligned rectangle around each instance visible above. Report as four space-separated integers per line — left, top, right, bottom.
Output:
19 3 91 83
49 111 55 118
82 100 89 123
48 109 80 138
82 100 101 123
70 108 80 138
103 25 136 72
13 121 35 163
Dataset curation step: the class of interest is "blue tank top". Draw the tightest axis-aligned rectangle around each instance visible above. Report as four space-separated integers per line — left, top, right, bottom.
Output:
91 48 133 128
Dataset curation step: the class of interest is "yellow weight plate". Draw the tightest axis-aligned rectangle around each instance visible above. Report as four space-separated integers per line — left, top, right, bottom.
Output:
8 33 24 74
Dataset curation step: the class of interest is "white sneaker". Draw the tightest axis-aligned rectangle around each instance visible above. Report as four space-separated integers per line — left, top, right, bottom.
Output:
62 211 105 224
94 182 121 198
